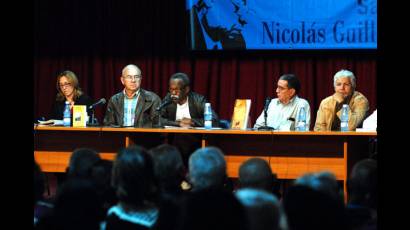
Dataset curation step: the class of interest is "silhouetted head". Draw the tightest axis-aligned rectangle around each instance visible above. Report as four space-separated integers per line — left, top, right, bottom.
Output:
188 147 226 191
239 158 276 193
347 158 377 209
112 145 157 207
67 148 101 179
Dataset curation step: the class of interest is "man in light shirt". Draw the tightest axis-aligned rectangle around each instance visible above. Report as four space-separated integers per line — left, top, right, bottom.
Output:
254 74 311 131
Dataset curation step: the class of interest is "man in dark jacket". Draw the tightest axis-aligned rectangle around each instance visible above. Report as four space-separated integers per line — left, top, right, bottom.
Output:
103 64 161 128
160 72 219 165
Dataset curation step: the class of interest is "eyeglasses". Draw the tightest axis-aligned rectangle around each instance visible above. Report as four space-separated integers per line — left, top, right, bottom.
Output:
59 82 72 88
276 86 288 91
169 88 181 93
123 75 142 81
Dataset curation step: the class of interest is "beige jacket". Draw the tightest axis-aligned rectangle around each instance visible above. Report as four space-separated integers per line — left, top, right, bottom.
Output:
314 91 369 131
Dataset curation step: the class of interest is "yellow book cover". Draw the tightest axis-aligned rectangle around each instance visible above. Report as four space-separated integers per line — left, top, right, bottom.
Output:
230 99 251 130
73 105 87 127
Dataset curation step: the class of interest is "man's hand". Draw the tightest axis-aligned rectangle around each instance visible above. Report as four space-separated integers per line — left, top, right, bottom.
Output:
179 118 194 128
334 92 346 104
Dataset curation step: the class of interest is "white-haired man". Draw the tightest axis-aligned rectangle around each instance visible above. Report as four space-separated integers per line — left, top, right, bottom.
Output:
314 69 369 131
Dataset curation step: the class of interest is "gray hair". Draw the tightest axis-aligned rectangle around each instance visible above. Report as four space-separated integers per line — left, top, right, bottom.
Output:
235 188 288 230
122 64 141 77
188 147 226 191
295 171 342 201
333 69 356 89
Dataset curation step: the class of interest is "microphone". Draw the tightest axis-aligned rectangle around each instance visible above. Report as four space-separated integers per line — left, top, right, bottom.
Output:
264 97 271 112
258 96 274 131
156 97 172 111
89 98 106 110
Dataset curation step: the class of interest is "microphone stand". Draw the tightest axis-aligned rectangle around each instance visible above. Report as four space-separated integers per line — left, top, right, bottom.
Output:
87 108 100 127
155 98 172 128
257 107 274 131
155 107 163 128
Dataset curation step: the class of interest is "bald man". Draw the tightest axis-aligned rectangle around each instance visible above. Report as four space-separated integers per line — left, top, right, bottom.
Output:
104 64 161 127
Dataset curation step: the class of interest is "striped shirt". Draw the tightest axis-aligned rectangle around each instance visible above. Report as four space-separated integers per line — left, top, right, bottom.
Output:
123 90 140 126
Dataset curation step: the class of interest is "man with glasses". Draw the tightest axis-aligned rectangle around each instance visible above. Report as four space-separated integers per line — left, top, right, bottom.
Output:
159 72 219 165
253 74 311 130
103 64 161 127
314 69 369 131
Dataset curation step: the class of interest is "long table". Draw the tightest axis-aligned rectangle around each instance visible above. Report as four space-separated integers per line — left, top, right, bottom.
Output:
33 125 376 196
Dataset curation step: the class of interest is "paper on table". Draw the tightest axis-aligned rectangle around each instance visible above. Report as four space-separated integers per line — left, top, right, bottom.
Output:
38 119 64 126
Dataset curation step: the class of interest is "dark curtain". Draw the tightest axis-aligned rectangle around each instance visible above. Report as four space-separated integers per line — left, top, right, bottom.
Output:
34 0 377 128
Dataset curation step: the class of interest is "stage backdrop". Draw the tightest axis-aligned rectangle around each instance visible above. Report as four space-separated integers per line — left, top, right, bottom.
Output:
34 0 377 129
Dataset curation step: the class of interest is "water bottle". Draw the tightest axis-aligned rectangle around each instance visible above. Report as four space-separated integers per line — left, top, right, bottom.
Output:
63 101 71 127
204 103 212 130
340 104 349 132
296 106 307 131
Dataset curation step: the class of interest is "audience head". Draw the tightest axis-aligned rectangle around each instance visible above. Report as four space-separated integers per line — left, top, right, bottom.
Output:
276 74 300 104
179 188 248 230
56 70 83 101
149 144 185 193
111 145 156 207
283 184 346 230
239 158 277 193
188 146 226 191
295 171 342 202
51 178 104 230
90 159 117 211
67 148 101 179
347 158 377 209
169 72 191 104
235 188 285 230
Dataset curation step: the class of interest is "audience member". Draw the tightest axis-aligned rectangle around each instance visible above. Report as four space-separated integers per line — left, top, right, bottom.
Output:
36 178 104 230
106 145 158 230
178 188 249 230
346 159 377 230
238 158 281 199
187 147 227 192
283 184 346 230
235 188 287 230
149 144 186 230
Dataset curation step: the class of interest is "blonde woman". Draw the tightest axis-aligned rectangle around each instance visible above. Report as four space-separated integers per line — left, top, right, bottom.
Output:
50 70 93 119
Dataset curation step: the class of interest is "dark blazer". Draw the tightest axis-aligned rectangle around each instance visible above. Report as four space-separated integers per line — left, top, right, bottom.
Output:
50 94 93 120
103 89 161 127
160 91 219 127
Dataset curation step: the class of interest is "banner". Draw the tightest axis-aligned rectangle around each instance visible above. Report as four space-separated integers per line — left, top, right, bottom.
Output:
187 0 377 50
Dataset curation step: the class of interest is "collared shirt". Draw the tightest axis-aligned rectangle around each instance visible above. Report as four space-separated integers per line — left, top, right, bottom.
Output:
254 96 311 131
123 90 140 126
106 204 158 228
175 97 191 121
